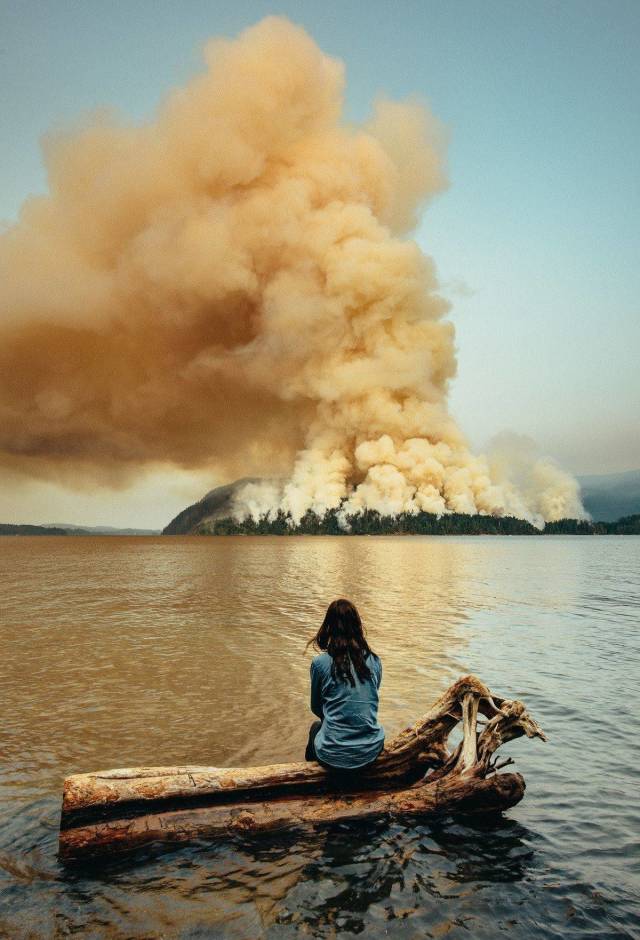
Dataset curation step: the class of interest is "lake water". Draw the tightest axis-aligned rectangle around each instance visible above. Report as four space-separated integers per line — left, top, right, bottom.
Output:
1 535 638 939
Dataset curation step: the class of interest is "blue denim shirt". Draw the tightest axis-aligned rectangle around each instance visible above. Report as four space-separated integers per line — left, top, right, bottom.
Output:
310 651 384 769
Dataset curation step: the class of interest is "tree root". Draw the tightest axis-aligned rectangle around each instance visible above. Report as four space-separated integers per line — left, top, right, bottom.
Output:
59 675 545 862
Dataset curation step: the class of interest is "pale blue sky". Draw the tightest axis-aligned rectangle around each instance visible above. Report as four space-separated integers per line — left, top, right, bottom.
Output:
1 1 638 525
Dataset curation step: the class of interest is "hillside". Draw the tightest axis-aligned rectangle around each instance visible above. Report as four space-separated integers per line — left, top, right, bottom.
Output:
0 524 76 536
578 469 640 521
45 523 160 535
1 523 159 536
162 478 260 534
163 479 640 536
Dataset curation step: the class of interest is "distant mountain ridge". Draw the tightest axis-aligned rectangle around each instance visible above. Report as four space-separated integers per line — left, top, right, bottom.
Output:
0 523 159 536
3 469 637 536
0 523 75 536
578 469 640 522
44 523 160 535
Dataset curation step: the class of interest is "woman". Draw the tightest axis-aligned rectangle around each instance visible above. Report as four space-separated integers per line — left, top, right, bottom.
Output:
305 598 384 772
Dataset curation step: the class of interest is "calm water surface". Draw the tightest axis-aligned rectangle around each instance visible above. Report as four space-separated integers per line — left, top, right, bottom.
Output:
1 535 639 939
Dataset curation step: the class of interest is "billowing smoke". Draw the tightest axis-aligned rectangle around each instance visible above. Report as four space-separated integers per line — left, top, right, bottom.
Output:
0 17 585 525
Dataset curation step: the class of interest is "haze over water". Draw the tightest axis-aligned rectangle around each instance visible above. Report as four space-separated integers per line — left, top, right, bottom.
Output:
1 535 638 938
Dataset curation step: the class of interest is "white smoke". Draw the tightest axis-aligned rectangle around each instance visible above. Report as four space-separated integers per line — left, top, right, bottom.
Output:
0 17 585 525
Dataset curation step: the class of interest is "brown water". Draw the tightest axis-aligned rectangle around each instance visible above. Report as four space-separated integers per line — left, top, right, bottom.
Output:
1 535 639 938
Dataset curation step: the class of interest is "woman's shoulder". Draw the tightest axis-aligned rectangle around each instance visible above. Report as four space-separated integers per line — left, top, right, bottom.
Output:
311 651 332 671
367 650 382 672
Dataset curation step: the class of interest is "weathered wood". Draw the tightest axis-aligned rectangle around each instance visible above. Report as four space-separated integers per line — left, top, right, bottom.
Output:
61 677 522 817
59 770 526 861
59 675 545 862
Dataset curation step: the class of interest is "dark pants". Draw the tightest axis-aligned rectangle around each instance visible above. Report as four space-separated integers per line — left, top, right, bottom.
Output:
305 719 323 762
305 720 382 779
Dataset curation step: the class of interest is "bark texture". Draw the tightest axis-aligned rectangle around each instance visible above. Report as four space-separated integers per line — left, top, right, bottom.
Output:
59 675 545 862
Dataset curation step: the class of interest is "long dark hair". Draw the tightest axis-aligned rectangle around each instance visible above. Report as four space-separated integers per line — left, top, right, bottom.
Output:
307 599 375 686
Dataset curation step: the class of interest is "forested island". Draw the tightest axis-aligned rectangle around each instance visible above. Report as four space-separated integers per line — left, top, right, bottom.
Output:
196 510 640 536
0 523 76 536
0 523 157 536
161 475 640 535
2 513 638 537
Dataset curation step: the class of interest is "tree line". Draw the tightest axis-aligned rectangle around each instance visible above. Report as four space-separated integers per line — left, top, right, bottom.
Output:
199 510 640 536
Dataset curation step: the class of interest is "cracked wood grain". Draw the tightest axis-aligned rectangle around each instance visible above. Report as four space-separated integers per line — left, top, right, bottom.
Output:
59 674 545 862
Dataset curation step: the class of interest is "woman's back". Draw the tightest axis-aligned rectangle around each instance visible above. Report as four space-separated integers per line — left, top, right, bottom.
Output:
310 650 384 769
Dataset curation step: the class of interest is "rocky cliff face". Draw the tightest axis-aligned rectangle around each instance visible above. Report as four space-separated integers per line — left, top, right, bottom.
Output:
162 478 260 534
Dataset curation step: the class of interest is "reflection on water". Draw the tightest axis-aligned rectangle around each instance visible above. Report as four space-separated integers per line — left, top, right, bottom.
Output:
1 536 492 774
1 535 639 938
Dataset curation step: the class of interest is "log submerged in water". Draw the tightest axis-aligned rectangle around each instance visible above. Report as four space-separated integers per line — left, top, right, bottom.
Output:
59 675 546 862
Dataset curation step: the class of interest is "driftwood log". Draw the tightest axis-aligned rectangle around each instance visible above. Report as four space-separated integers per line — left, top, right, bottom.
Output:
59 675 545 862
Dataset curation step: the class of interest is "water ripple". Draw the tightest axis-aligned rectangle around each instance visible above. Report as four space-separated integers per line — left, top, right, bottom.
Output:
0 535 638 938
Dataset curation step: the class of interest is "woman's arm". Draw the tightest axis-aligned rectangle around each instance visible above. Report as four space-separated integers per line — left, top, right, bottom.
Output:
310 661 324 718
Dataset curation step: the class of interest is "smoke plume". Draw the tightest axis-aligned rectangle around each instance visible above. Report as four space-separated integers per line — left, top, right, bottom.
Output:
0 17 585 525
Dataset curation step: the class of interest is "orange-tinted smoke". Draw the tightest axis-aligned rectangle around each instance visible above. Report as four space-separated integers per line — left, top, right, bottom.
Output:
0 17 584 523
